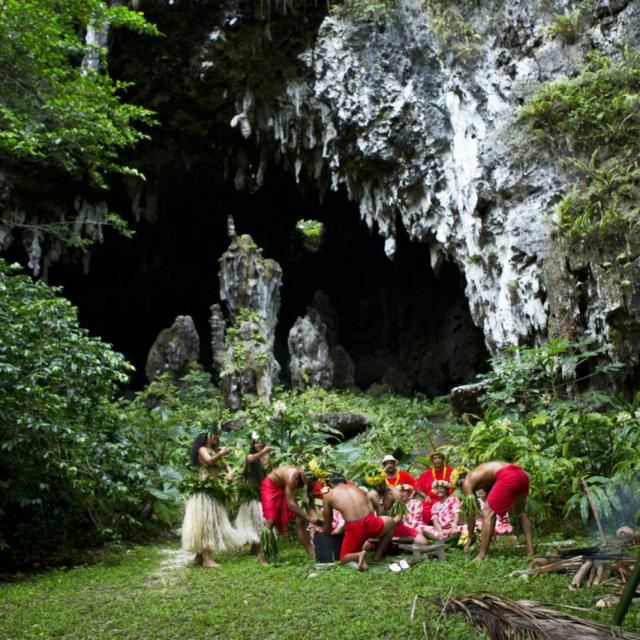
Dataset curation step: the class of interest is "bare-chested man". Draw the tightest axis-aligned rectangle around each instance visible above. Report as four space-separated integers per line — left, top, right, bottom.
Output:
261 465 318 562
462 461 534 561
368 480 402 515
322 473 399 571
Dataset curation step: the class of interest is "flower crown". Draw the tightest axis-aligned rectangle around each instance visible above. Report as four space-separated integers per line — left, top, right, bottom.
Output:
363 468 387 489
450 466 469 487
433 479 451 489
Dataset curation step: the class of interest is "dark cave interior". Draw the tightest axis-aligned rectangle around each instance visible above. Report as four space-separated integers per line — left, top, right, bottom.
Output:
14 0 490 395
46 161 488 394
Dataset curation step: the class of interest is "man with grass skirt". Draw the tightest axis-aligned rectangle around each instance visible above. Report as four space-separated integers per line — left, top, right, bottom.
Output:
322 471 400 571
461 461 533 561
260 465 319 563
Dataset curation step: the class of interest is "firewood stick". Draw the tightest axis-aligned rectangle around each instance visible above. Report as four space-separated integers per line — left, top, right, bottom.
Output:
587 561 601 587
570 560 593 590
580 478 607 545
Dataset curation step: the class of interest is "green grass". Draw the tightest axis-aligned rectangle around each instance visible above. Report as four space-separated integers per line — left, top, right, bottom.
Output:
1 540 638 639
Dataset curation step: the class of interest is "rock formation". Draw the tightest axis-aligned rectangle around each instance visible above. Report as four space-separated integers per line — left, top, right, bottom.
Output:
288 307 334 388
217 230 282 408
145 315 200 381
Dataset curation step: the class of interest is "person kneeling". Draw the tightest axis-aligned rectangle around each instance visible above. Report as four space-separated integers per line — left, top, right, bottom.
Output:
322 472 400 571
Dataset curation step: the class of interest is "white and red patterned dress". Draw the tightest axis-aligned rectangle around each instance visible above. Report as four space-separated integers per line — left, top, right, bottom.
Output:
424 495 466 538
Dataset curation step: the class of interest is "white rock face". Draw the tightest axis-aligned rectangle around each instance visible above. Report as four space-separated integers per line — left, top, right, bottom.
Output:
239 0 636 354
288 309 334 389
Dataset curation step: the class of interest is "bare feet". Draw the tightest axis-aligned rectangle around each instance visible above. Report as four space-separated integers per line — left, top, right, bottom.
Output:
471 552 486 563
202 559 221 568
259 556 269 566
357 550 368 572
192 553 203 566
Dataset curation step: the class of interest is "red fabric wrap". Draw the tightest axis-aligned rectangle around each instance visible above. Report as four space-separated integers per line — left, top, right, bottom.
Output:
340 513 385 560
261 476 295 533
416 466 453 523
487 464 529 516
393 522 418 538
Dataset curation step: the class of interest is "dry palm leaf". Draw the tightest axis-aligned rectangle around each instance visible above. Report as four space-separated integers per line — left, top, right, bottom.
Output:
436 594 640 640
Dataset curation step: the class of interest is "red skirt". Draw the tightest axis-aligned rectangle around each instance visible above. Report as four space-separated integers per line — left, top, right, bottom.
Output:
487 464 529 516
261 476 295 533
340 513 385 559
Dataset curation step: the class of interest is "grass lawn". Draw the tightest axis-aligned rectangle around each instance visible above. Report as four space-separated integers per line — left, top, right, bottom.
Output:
1 539 638 639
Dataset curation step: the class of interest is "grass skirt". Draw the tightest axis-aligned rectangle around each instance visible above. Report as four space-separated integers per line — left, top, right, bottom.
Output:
234 499 263 545
181 493 240 554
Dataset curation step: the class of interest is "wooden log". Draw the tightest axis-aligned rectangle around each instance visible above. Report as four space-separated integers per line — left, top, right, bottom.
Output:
569 560 593 590
580 478 607 545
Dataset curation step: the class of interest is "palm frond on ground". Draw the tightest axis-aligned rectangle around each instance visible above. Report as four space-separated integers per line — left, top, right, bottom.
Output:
437 594 639 640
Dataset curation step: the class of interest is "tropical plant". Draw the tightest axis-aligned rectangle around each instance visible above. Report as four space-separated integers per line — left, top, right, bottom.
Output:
0 0 159 254
0 260 136 561
450 339 639 530
0 0 158 183
519 49 640 241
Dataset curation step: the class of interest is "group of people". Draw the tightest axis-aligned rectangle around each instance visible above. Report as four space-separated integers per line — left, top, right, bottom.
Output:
181 430 534 571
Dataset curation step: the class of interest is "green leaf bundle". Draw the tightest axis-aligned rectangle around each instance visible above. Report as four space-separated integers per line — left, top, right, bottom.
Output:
460 495 480 520
260 528 278 562
180 475 230 503
390 501 409 520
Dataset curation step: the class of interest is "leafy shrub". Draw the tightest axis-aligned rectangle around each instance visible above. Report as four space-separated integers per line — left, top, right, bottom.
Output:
424 3 482 64
544 9 582 45
330 0 396 27
450 339 639 530
295 219 325 252
0 0 158 184
0 260 136 562
520 49 640 241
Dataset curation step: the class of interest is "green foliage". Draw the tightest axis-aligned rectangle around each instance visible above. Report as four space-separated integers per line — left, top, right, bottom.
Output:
260 527 278 561
295 219 324 238
0 0 159 186
544 9 582 44
295 219 325 252
0 259 137 560
264 388 451 481
330 0 395 26
117 365 225 526
424 3 482 64
520 49 640 241
390 500 409 519
220 308 269 378
180 474 230 503
450 339 639 529
2 543 635 639
460 494 479 519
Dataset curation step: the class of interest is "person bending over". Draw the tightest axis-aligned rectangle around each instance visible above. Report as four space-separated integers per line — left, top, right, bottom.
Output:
462 461 533 561
260 465 319 562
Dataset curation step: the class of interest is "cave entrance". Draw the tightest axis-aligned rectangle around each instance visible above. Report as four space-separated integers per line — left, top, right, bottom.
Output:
49 164 488 394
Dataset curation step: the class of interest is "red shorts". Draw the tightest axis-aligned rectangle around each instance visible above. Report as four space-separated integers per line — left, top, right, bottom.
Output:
487 464 529 516
394 522 418 538
340 513 385 560
261 476 295 533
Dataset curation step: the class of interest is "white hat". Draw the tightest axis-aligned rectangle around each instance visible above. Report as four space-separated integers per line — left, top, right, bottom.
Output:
382 454 398 464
